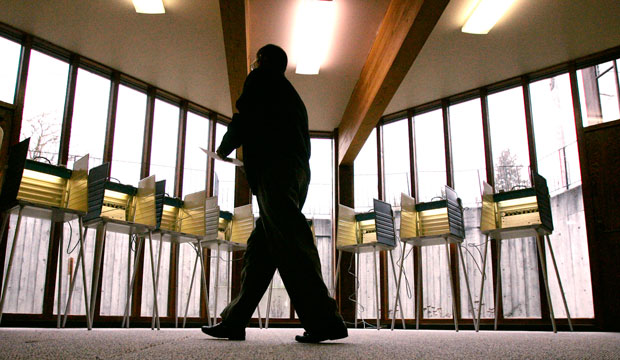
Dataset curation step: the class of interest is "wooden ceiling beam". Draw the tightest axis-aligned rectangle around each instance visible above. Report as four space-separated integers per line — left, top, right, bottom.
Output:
337 0 449 165
219 0 250 113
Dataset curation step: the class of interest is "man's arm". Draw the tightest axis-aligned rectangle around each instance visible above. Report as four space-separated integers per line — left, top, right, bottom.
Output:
216 70 262 158
216 112 244 158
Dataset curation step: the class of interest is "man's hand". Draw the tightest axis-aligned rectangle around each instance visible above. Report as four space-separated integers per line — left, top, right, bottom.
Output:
216 146 233 162
216 146 227 159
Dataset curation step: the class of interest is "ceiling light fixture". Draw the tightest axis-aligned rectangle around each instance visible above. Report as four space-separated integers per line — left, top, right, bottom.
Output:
462 0 516 34
294 0 337 75
132 0 165 14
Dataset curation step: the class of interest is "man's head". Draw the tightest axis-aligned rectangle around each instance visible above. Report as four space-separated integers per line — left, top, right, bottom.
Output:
254 44 288 74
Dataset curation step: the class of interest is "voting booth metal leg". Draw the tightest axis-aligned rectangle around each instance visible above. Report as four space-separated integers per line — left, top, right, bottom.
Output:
147 231 161 330
197 241 212 327
77 219 92 330
213 243 221 325
333 250 343 299
63 219 92 329
151 232 163 330
354 248 360 328
458 244 478 331
56 221 64 329
536 235 557 333
494 239 502 331
416 246 422 330
0 205 24 324
373 246 380 329
122 233 144 328
90 223 107 327
182 244 200 328
257 300 263 329
391 242 407 330
545 234 573 331
265 278 274 329
388 248 406 330
475 235 490 331
445 241 458 331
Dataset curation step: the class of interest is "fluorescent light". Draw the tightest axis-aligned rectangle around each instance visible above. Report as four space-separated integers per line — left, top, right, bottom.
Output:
294 0 337 75
462 0 516 34
132 0 165 14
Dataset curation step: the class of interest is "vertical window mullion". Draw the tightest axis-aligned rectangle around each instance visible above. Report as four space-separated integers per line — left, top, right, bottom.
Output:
522 75 539 175
102 71 120 167
175 101 188 198
140 86 156 179
58 54 79 166
11 35 32 146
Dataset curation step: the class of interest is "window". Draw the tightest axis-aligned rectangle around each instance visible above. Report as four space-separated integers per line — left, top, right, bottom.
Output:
413 109 451 319
303 138 335 296
354 128 378 212
66 68 110 168
177 243 202 318
449 98 493 319
53 222 96 316
382 119 415 319
178 112 211 320
141 237 171 317
530 73 594 318
2 215 51 314
213 122 235 212
488 86 540 318
110 85 147 186
577 59 620 126
413 109 446 202
99 232 135 316
353 129 379 320
149 99 180 195
182 112 210 196
0 35 21 104
20 50 69 164
208 122 237 319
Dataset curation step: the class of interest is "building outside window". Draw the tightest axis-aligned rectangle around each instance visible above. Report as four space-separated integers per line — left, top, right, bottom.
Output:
577 59 620 127
487 86 540 318
530 73 594 318
413 109 452 319
448 98 494 319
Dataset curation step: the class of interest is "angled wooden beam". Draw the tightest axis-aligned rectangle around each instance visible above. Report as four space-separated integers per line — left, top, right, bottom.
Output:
219 0 250 113
337 0 449 165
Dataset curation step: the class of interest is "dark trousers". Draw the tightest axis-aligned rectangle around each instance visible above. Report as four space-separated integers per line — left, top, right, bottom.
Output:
219 164 343 334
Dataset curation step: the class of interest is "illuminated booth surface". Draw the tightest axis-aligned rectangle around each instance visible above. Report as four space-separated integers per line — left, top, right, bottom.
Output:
0 138 92 329
391 186 475 332
336 198 397 253
475 173 573 333
335 199 398 329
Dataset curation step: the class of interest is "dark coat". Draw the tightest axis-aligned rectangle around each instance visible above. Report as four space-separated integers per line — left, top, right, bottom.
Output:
217 67 311 193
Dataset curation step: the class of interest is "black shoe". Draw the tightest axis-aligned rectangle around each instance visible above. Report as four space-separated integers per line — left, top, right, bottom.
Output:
295 327 348 343
201 323 245 340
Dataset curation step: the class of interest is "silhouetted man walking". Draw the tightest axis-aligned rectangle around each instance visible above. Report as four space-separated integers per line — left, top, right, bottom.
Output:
201 44 347 343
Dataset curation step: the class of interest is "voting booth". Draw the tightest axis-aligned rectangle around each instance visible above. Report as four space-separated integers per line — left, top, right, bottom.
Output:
475 172 572 332
335 199 400 329
0 138 92 329
390 186 476 331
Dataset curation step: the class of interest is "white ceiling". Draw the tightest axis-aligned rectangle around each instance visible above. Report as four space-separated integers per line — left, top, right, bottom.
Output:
1 0 619 132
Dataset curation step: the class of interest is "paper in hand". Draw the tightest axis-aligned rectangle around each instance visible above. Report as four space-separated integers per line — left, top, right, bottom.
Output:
200 147 244 167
